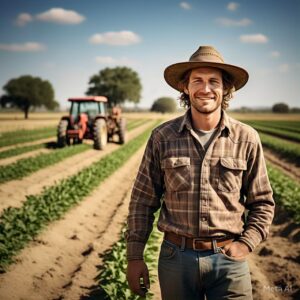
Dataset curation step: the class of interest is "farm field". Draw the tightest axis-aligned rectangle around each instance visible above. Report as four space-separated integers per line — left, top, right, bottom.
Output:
0 111 299 300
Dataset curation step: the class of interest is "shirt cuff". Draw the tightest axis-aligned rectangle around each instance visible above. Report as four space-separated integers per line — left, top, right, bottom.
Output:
126 241 146 261
237 228 263 252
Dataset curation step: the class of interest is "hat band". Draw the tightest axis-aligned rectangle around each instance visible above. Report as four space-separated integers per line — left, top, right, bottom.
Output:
190 52 224 63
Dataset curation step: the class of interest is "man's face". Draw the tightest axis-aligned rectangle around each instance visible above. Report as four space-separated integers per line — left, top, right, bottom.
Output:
184 67 223 115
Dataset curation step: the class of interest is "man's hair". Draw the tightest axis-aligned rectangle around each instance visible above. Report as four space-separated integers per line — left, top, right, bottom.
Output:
178 69 235 110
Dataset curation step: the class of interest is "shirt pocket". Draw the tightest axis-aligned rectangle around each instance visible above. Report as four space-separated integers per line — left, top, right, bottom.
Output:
218 157 247 193
161 157 191 191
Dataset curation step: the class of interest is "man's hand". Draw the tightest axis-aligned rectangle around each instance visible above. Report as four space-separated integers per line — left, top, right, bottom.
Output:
126 260 150 297
222 241 251 259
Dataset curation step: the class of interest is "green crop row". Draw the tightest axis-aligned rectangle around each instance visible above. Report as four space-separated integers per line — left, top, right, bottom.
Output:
246 123 300 143
127 119 151 131
267 163 300 224
259 133 300 166
244 120 300 134
0 144 91 184
0 127 56 148
0 121 161 271
0 118 142 176
97 216 162 300
0 119 138 161
96 163 300 300
0 143 46 160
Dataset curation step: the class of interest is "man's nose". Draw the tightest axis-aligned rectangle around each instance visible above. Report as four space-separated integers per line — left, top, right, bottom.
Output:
200 82 211 93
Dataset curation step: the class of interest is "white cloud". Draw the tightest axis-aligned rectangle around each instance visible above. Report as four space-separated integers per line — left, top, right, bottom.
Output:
15 13 33 26
278 64 289 73
240 34 268 43
36 8 85 24
216 18 252 27
227 2 239 11
89 31 141 46
95 56 135 65
180 2 191 10
0 42 46 52
270 51 280 58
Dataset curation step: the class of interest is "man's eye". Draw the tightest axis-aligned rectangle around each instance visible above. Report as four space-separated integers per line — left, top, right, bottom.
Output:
211 80 220 85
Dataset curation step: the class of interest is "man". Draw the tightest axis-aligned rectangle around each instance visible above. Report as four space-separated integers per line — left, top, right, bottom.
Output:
126 45 275 299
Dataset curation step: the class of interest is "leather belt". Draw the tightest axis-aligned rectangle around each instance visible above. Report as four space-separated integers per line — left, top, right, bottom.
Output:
164 232 234 251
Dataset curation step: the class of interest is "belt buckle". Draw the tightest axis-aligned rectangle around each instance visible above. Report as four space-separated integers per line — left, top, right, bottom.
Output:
192 238 205 251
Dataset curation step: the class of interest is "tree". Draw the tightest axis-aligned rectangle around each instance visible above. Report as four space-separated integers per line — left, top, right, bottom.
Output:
86 67 142 107
151 97 177 113
272 102 289 113
0 75 58 119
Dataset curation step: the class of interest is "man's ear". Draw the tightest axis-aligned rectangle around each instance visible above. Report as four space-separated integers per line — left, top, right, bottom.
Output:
183 86 189 95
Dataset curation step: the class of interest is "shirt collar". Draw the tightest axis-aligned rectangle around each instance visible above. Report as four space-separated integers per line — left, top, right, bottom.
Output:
178 108 231 135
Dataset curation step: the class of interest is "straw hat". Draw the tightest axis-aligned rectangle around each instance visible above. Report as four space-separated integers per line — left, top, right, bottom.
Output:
164 45 249 92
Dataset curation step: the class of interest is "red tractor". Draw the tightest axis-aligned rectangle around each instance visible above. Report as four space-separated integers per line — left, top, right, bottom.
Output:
57 96 126 150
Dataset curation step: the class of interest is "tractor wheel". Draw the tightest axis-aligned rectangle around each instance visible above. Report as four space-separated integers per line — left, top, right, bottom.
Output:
118 118 126 144
57 120 69 147
94 119 108 150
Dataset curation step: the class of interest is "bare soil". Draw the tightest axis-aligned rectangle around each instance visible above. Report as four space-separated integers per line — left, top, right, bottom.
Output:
0 137 55 153
0 144 147 300
264 149 300 181
0 148 52 166
249 207 300 300
0 121 154 214
0 113 299 300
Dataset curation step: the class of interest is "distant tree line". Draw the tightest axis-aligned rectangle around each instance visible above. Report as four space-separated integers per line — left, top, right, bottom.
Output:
231 102 300 114
1 69 298 119
271 102 300 113
0 66 143 119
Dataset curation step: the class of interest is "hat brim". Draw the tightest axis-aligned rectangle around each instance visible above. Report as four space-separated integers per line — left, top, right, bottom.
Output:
164 62 249 92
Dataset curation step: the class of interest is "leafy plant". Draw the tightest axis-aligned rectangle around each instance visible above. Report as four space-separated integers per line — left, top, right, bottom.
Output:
0 143 45 160
0 119 147 182
0 121 161 271
97 215 162 300
0 127 56 148
0 144 90 183
245 122 300 143
267 163 300 223
259 133 300 166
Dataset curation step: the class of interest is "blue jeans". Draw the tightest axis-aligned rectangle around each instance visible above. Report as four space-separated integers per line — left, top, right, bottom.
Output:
158 240 252 300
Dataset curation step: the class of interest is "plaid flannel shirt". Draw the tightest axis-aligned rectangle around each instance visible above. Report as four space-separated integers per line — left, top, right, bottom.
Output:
126 109 275 260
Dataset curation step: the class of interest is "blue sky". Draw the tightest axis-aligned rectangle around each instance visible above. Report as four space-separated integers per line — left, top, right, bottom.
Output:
0 0 299 109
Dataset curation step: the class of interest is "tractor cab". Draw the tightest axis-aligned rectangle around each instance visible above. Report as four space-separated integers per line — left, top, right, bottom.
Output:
68 97 107 129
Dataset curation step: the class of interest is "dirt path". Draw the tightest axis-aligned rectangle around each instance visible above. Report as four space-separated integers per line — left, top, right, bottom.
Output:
0 137 55 153
249 209 300 300
0 121 154 214
264 149 300 181
0 148 53 166
0 143 148 299
0 116 299 299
